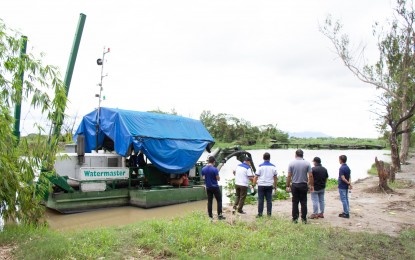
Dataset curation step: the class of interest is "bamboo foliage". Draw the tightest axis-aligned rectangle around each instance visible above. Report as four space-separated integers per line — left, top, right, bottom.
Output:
0 19 67 224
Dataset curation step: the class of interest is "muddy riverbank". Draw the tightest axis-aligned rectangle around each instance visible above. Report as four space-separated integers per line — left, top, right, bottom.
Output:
223 155 415 237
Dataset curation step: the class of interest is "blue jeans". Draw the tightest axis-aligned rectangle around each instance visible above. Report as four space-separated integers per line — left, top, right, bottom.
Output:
258 186 273 216
338 188 349 215
311 189 325 214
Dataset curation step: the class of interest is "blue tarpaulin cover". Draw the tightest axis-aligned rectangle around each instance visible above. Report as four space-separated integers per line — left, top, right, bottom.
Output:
73 107 214 174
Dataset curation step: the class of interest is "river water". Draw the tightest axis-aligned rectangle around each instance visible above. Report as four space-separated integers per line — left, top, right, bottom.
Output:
43 149 389 231
45 201 208 231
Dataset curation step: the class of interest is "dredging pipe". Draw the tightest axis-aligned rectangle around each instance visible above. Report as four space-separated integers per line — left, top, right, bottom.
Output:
51 13 86 141
12 35 27 145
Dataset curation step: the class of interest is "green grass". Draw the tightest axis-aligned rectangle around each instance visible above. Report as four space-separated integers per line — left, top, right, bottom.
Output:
367 162 391 176
1 212 414 259
367 163 378 175
326 178 338 190
389 179 414 189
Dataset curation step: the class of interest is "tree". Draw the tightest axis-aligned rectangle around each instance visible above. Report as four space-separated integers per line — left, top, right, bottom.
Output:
199 110 287 145
375 157 392 192
399 118 414 164
321 0 415 175
259 124 289 143
200 110 216 133
148 107 179 115
0 19 67 224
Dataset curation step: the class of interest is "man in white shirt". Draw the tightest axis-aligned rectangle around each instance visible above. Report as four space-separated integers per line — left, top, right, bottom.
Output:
253 152 278 218
233 157 254 214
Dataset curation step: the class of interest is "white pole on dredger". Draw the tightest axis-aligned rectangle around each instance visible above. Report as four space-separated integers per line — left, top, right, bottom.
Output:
95 47 110 152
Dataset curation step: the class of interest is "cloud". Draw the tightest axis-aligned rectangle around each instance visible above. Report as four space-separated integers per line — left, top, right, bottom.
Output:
1 0 393 138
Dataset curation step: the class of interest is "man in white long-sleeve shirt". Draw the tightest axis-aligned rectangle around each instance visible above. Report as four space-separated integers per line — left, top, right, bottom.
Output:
233 157 254 214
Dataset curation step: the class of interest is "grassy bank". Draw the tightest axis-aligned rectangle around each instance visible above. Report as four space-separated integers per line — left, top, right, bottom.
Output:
289 137 387 146
215 137 388 151
367 162 391 176
1 212 414 259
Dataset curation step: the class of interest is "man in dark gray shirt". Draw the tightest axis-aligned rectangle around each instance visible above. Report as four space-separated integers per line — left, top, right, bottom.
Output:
286 149 314 224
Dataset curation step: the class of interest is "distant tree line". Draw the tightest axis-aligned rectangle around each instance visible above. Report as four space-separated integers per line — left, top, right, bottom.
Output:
148 109 388 147
199 110 289 145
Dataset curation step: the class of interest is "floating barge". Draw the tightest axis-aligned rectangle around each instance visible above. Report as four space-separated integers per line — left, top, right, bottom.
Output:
46 185 208 213
45 107 250 213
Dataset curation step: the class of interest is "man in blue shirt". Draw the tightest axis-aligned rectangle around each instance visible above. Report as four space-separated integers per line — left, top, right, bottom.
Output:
202 156 225 220
338 155 352 218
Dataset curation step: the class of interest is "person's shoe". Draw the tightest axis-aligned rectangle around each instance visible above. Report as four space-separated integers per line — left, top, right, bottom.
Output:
318 213 324 218
218 215 226 220
338 213 350 218
292 219 298 224
302 219 307 224
309 214 319 219
237 210 246 214
256 214 263 218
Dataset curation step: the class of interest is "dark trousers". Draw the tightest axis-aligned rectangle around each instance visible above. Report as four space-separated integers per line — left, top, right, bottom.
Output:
291 183 308 221
258 186 273 216
234 185 248 212
207 187 222 218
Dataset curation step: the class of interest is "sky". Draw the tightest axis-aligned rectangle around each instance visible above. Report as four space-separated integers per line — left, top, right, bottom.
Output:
1 0 395 138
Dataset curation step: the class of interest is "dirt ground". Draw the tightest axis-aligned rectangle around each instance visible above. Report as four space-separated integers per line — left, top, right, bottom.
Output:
0 245 15 260
223 155 415 237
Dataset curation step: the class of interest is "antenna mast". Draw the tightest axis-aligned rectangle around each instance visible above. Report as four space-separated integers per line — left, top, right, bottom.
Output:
95 47 110 151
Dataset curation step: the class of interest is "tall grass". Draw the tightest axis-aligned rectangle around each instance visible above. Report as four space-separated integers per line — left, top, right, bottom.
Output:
1 212 414 259
326 178 338 190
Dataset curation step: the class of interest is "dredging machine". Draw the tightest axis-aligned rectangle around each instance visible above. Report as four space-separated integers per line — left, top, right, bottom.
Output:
44 107 255 213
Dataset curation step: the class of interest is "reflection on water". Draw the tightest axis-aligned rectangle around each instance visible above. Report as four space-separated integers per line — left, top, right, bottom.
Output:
44 149 389 231
45 201 210 231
